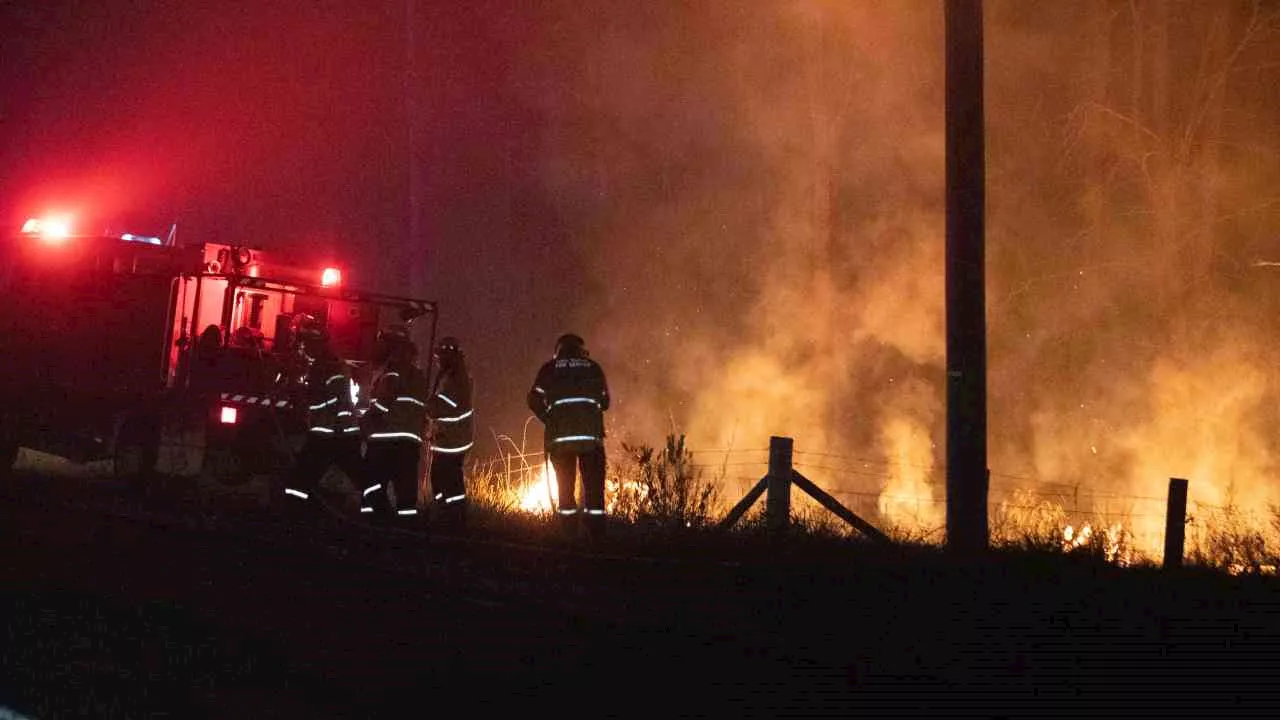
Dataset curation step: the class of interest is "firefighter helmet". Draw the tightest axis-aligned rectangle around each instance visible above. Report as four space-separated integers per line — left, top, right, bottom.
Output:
293 315 329 362
434 335 462 368
376 323 416 364
555 333 586 359
231 325 265 349
294 314 327 343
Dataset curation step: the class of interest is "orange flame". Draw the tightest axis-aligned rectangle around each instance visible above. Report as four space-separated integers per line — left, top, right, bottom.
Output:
877 416 943 534
518 461 557 514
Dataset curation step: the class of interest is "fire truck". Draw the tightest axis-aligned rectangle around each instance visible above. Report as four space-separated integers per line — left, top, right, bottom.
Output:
0 216 438 495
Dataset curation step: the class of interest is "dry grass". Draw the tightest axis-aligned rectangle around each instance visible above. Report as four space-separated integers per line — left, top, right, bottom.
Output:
987 489 1142 565
1186 504 1279 575
463 433 1280 574
461 438 1160 566
18 422 1280 576
462 431 724 543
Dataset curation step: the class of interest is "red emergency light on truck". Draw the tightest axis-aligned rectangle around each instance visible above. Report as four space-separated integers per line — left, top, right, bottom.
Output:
0 217 438 490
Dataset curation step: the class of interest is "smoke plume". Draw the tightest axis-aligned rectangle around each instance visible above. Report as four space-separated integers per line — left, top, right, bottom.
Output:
519 0 1280 553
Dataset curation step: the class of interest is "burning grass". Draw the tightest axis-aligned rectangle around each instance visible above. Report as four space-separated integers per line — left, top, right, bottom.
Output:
989 489 1139 566
464 429 722 541
1187 504 1280 576
459 430 1280 575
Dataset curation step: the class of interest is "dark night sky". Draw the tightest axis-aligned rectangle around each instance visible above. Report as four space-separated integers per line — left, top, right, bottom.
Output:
0 0 583 450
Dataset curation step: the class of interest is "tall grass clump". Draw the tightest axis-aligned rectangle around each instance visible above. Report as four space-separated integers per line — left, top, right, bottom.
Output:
609 434 721 532
1187 503 1278 575
463 422 544 512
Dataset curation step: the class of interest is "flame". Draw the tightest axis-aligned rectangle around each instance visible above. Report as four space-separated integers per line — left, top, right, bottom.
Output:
511 459 648 515
536 3 1280 565
1062 522 1093 550
1227 564 1277 577
877 417 943 533
605 477 650 515
1062 522 1136 566
507 456 651 517
518 461 557 514
1116 348 1280 556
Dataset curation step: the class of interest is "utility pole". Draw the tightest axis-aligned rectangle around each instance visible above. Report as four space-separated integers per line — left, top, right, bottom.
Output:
404 0 424 295
945 0 989 553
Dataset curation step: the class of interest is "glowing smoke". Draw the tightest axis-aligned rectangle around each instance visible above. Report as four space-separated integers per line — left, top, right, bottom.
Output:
521 0 1280 553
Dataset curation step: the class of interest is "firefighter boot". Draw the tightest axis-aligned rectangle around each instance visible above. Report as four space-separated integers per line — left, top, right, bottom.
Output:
455 500 469 535
413 509 433 536
556 511 578 542
282 496 323 534
394 506 430 536
359 485 393 527
439 499 467 537
584 512 606 545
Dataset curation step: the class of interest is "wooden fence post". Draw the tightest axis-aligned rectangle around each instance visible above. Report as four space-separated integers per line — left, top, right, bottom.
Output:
766 436 793 535
1164 477 1188 569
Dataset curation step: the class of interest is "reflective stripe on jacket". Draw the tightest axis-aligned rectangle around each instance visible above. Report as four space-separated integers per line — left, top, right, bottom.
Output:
365 364 429 443
305 360 359 436
527 355 610 453
428 367 474 454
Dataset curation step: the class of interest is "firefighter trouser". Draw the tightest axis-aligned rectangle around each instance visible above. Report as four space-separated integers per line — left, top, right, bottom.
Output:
285 434 364 505
430 451 468 531
430 451 467 504
550 445 606 520
364 440 422 518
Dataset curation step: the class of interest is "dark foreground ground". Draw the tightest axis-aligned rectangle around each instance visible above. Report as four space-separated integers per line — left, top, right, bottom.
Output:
4 471 1280 718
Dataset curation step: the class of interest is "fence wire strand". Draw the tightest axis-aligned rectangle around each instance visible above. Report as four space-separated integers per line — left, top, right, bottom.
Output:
468 441 1258 532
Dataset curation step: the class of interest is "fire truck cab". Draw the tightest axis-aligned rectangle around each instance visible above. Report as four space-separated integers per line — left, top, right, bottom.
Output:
0 218 438 492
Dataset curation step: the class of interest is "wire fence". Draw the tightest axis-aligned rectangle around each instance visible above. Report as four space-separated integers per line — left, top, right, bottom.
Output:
467 439 1269 532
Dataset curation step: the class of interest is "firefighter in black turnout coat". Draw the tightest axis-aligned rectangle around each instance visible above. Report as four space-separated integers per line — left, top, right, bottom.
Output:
283 315 364 519
527 333 611 540
360 325 430 524
426 336 474 534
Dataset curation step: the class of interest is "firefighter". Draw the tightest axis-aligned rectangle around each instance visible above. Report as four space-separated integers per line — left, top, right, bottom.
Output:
282 315 364 522
188 325 224 399
222 325 270 395
527 333 611 541
360 325 429 525
426 336 474 534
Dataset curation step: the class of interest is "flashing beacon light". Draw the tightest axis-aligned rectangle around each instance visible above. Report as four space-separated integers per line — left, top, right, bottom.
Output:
21 216 73 243
219 406 238 425
320 267 342 287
